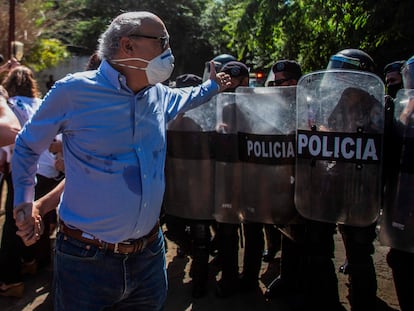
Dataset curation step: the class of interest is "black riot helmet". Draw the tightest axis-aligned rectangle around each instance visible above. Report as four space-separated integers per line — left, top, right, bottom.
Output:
402 55 414 89
202 54 237 82
327 48 376 73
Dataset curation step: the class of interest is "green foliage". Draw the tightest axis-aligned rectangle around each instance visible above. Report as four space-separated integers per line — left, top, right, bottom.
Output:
199 0 233 57
4 0 413 77
0 0 71 73
40 0 212 76
207 0 414 75
25 38 69 72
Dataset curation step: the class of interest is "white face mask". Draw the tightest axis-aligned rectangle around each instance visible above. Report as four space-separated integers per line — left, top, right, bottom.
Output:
111 48 175 84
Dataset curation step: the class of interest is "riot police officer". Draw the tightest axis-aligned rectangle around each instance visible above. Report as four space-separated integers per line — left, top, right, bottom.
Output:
384 60 405 99
383 55 414 311
203 54 239 261
164 54 238 299
263 60 306 299
214 60 261 298
271 49 382 311
334 49 380 311
266 61 345 311
163 73 211 299
319 49 380 311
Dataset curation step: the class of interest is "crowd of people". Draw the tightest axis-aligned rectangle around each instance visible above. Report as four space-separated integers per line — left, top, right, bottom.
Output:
0 59 64 298
0 9 412 311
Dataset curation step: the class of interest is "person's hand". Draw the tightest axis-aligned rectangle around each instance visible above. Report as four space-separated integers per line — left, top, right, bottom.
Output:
215 122 230 133
54 156 65 172
209 61 232 92
49 139 63 154
0 58 20 74
13 202 44 246
400 97 414 125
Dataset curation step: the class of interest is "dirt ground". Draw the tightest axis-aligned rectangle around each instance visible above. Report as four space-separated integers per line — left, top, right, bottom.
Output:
0 211 402 311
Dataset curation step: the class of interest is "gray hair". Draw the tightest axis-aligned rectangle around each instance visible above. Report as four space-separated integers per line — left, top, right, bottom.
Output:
97 11 156 60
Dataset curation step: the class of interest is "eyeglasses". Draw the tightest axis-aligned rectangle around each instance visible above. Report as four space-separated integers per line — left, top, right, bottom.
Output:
129 34 170 50
268 78 291 86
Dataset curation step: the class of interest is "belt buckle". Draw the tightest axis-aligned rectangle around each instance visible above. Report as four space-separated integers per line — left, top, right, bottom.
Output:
114 243 120 254
113 241 133 254
112 237 149 254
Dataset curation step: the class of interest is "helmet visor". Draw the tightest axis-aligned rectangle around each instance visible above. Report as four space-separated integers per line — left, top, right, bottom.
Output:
327 55 361 71
402 58 414 89
202 61 222 82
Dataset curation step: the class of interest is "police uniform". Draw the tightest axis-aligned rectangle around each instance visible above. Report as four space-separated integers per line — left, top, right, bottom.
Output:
265 61 344 310
383 56 414 311
163 73 213 299
313 49 379 311
214 61 265 297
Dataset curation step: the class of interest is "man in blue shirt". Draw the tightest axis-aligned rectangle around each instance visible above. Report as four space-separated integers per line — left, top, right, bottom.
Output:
11 11 231 310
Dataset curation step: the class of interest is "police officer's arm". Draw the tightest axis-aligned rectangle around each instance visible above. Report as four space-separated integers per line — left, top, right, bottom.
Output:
400 97 414 125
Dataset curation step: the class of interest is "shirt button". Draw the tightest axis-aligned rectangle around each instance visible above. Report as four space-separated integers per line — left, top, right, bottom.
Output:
144 203 148 208
143 174 147 179
138 148 141 152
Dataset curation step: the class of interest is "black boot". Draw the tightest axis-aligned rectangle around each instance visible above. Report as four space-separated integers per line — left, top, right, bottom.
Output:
240 223 264 293
262 224 281 263
303 255 343 310
347 262 377 311
387 248 414 311
215 223 239 298
190 222 211 299
265 234 304 300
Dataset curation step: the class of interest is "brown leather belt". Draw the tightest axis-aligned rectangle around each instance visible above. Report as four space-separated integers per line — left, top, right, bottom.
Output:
59 221 160 255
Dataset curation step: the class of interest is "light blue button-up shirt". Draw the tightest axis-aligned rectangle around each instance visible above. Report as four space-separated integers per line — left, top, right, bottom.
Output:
12 60 219 243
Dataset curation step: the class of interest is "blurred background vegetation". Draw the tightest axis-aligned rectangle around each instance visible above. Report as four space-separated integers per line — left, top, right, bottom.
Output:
0 0 413 78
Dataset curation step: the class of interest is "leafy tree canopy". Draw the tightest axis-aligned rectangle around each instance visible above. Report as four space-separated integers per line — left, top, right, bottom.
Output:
2 0 413 79
214 0 414 75
41 0 214 77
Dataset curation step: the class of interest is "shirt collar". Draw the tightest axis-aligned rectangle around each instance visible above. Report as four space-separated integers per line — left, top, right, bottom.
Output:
98 60 154 95
98 60 128 92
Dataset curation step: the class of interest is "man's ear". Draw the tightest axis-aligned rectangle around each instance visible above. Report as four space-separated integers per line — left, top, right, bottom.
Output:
119 37 134 55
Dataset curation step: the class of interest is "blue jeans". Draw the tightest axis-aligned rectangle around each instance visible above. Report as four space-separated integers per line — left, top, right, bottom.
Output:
53 228 167 311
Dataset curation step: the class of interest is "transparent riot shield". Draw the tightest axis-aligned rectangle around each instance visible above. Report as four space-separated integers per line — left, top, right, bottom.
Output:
379 89 414 253
214 87 298 224
295 70 384 226
163 98 216 220
214 93 243 223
